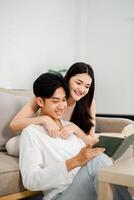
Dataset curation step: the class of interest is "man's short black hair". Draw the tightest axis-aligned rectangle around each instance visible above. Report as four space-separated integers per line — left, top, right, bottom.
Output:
33 72 69 99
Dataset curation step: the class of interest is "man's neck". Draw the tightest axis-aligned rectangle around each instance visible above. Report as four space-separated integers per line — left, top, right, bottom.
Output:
53 119 63 129
40 111 63 129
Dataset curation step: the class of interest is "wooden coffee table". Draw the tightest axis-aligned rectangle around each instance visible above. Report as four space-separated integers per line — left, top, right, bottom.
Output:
98 158 134 200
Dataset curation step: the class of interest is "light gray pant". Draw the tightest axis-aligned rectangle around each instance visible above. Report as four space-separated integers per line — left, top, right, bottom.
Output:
51 154 132 200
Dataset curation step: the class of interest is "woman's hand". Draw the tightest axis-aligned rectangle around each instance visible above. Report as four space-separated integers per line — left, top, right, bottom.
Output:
42 116 61 137
84 132 99 146
59 124 74 139
59 123 99 145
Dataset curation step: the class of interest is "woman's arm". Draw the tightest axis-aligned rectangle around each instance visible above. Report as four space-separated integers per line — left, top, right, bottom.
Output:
9 98 41 133
88 98 96 134
9 98 61 135
73 125 98 146
60 98 98 144
59 122 98 146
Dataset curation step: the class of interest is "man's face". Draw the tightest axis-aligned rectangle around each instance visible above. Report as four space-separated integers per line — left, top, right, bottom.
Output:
41 87 67 120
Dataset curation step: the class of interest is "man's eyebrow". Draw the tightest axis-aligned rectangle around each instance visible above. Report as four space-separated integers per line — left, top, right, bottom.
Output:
51 97 60 100
51 96 66 100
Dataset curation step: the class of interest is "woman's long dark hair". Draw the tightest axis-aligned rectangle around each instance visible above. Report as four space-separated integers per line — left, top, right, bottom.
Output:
64 62 95 134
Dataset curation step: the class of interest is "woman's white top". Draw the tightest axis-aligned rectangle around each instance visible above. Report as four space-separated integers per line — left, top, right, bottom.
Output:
19 120 85 200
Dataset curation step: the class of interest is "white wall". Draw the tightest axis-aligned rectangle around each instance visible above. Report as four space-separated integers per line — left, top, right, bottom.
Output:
79 0 134 115
0 0 134 115
82 0 134 115
0 0 82 89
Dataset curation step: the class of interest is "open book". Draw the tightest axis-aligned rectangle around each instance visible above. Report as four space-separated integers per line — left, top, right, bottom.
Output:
94 124 134 160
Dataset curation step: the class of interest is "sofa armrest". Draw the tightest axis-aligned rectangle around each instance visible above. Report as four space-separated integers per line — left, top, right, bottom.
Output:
96 117 134 133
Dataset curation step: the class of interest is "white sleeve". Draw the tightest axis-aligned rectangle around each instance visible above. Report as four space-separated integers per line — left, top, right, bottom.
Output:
19 128 73 191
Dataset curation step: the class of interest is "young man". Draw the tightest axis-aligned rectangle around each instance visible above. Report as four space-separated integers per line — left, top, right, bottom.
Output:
20 73 132 200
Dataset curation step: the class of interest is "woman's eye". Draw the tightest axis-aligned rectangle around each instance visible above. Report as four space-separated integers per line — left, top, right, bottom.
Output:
76 82 81 85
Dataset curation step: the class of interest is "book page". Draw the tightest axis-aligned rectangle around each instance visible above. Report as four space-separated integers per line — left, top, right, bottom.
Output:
121 124 134 136
97 124 134 138
98 133 126 138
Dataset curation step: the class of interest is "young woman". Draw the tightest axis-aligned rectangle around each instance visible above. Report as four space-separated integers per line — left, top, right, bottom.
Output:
7 62 97 156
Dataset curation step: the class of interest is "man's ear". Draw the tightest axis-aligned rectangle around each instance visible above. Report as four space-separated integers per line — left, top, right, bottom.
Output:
35 97 45 107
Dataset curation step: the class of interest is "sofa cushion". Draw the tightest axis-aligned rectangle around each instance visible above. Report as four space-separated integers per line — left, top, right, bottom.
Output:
0 92 30 150
96 117 134 133
0 151 25 196
6 135 20 157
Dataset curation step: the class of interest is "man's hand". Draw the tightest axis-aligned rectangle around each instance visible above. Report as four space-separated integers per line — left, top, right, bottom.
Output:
75 146 105 166
66 146 105 171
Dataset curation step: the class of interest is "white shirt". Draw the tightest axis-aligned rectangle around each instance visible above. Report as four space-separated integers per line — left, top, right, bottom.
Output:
19 120 85 200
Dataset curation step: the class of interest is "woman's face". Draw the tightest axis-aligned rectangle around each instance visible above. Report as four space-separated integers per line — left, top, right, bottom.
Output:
69 73 92 101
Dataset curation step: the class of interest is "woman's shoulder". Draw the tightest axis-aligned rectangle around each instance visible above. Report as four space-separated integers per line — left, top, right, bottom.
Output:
89 98 96 111
62 104 76 121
